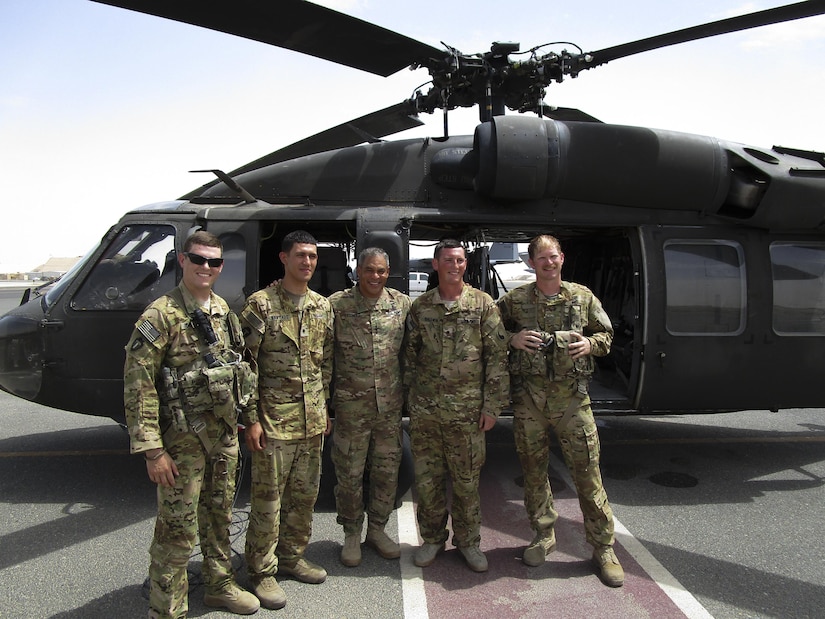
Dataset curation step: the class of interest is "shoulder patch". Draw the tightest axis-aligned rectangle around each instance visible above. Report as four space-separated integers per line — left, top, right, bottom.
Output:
242 309 266 333
137 320 161 343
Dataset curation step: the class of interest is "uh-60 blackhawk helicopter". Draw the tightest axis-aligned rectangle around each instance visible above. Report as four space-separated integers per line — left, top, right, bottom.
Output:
1 0 825 428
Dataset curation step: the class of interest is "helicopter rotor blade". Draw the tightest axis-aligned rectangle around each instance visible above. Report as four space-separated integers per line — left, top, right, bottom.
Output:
180 100 423 199
581 1 825 70
91 0 444 76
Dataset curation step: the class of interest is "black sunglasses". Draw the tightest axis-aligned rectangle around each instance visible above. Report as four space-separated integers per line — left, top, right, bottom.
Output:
184 252 224 268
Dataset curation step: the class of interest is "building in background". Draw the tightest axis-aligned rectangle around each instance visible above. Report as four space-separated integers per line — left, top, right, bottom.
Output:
0 257 81 282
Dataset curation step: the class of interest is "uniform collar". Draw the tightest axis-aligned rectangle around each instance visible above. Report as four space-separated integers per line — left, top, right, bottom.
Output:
177 282 224 316
433 282 468 306
530 280 570 300
353 285 390 309
274 281 316 311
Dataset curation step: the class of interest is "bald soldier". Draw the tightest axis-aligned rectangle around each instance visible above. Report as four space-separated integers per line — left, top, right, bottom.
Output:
328 247 411 567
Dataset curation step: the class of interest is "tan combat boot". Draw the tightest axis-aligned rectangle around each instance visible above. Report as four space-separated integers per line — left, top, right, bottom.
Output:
593 545 624 587
203 582 260 615
365 525 400 559
278 557 327 584
459 545 488 572
413 542 444 567
252 575 287 610
341 532 362 567
523 529 557 567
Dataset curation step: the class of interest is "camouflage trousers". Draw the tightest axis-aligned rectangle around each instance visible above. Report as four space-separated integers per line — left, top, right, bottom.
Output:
245 433 323 578
148 424 238 619
409 413 486 548
512 380 615 548
331 406 403 534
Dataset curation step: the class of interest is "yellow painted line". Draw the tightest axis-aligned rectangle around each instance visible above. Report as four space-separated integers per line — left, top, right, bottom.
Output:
0 449 128 458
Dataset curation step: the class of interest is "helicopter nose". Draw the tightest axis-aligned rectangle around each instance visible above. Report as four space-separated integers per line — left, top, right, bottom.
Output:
0 300 44 401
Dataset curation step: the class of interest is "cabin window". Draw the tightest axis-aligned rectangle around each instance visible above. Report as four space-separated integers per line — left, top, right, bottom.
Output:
770 242 825 336
71 224 177 311
663 240 746 335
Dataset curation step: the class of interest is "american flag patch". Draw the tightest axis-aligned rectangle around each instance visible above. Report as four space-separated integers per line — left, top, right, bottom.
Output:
137 320 161 343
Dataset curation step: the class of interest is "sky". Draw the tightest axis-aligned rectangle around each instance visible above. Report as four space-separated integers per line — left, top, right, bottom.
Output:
1 0 823 271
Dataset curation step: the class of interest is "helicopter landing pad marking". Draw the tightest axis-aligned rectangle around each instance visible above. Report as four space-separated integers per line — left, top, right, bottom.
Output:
396 444 713 618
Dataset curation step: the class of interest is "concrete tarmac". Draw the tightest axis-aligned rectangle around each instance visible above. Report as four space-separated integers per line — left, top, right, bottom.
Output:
5 391 825 618
3 284 825 617
0 396 690 619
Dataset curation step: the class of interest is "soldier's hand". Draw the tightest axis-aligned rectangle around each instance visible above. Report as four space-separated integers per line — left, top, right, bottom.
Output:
479 413 497 432
245 422 267 452
511 329 544 351
568 332 591 359
146 452 179 488
324 415 332 436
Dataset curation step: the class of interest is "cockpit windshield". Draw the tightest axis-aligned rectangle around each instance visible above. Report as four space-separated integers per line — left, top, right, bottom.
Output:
69 224 177 311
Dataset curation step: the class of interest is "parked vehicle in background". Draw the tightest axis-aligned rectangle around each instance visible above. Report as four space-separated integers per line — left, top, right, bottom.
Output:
408 272 429 296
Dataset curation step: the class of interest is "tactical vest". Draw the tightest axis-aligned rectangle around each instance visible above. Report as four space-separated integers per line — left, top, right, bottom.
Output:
160 288 257 438
505 284 594 381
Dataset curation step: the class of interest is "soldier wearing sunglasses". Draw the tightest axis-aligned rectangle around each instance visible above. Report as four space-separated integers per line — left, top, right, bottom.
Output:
124 231 259 618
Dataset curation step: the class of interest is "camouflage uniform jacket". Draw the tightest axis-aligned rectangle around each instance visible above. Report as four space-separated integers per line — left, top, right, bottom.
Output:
403 284 509 422
329 286 411 416
497 281 613 406
240 282 333 440
123 283 249 454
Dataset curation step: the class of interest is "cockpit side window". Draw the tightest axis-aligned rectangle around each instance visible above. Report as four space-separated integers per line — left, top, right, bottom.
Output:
71 225 177 311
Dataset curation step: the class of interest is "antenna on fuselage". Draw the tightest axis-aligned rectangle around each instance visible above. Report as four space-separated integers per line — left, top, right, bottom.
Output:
190 169 257 204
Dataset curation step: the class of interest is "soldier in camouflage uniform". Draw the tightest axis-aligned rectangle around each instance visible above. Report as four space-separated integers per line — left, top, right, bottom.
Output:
328 247 411 567
241 230 334 610
497 234 623 587
123 231 260 619
404 239 509 573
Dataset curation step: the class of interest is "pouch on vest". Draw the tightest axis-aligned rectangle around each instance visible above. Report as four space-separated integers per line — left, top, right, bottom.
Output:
234 360 257 408
551 330 594 380
178 365 237 425
203 365 238 425
508 330 553 376
508 347 548 376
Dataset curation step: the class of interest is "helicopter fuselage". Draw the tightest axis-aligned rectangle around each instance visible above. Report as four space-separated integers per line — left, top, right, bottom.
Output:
1 117 824 421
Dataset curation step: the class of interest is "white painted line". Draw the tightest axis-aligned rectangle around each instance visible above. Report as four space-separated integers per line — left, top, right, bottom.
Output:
396 450 713 619
549 451 715 619
614 520 714 619
398 488 429 619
